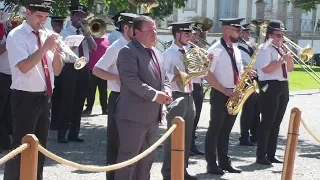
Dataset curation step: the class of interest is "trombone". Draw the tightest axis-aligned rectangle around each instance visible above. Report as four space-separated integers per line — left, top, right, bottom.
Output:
281 36 320 84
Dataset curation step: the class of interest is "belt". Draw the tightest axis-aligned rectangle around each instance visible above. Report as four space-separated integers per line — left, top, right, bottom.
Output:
110 91 120 95
173 91 192 96
12 89 47 96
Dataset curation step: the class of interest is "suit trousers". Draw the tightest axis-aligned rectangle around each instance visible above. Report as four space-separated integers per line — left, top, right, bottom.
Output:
50 74 63 130
4 90 51 180
114 119 158 180
191 83 204 148
256 80 289 158
0 73 12 148
86 70 108 111
205 88 237 167
106 91 120 180
161 92 196 179
239 92 260 141
57 64 89 137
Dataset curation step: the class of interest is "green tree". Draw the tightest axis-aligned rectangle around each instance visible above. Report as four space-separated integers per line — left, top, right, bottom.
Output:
289 0 320 11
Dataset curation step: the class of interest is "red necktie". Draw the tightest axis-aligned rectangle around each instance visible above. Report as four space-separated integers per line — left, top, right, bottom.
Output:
272 46 288 78
76 30 84 57
228 47 239 85
178 49 192 91
33 31 52 98
145 48 161 78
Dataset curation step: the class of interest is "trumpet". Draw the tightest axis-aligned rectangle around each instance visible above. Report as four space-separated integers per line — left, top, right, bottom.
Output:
41 25 88 70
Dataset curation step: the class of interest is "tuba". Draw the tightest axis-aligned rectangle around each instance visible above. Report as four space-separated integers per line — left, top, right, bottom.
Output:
174 41 212 92
191 16 214 49
226 38 273 115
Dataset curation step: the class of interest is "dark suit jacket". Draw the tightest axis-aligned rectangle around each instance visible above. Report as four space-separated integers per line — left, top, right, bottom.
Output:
115 39 171 124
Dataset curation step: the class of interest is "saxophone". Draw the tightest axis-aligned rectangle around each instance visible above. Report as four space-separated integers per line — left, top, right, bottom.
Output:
226 38 273 115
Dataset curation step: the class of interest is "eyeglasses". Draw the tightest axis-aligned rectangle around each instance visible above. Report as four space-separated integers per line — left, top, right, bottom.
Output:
228 28 241 33
272 33 284 38
181 32 192 38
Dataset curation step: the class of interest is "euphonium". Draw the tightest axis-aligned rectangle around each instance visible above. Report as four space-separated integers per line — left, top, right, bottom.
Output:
226 38 273 115
174 41 212 92
79 13 107 38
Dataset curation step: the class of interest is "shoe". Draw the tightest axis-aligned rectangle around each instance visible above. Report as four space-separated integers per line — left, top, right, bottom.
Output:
256 157 272 165
185 169 197 180
82 109 92 115
267 156 283 163
220 165 241 173
190 146 204 155
189 151 195 156
58 136 68 143
102 109 108 115
239 140 254 146
50 125 58 131
250 136 257 143
68 136 84 142
207 165 224 175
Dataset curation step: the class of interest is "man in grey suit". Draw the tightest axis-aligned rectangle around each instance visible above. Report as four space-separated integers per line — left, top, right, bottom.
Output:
114 15 172 180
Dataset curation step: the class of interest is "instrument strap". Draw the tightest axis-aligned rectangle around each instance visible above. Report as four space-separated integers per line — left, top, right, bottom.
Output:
220 37 239 75
238 44 253 57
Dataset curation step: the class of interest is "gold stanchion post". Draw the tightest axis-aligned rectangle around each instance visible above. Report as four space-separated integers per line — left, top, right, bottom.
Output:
171 117 185 180
281 108 301 180
20 134 39 180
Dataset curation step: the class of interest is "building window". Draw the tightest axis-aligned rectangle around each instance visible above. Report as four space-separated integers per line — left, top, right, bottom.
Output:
184 0 197 10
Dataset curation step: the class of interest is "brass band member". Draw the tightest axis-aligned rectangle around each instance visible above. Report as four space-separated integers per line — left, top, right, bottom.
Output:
93 13 137 180
161 22 197 180
3 0 62 179
205 18 246 175
238 23 260 146
57 4 97 143
50 16 66 130
109 9 127 45
255 20 294 165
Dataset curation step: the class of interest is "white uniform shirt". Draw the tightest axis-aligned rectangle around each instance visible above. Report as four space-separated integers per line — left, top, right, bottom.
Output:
108 30 122 45
163 43 193 93
207 39 244 89
255 43 289 81
95 35 127 92
238 42 253 67
60 25 91 63
0 36 11 75
7 21 55 92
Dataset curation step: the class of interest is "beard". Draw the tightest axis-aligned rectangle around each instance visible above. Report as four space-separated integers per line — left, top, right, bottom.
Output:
230 36 239 43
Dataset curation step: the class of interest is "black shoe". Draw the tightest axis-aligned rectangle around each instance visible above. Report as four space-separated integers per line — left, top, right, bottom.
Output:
267 156 283 163
189 150 195 156
82 109 92 115
58 136 68 143
250 136 257 143
207 165 224 175
239 140 254 146
190 146 204 155
256 157 272 165
68 136 84 142
220 165 241 173
185 169 197 180
102 109 108 115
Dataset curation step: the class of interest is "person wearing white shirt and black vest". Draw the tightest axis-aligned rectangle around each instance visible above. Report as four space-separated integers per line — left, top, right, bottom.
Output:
238 23 260 146
50 16 66 131
57 4 97 143
3 0 63 179
205 18 246 175
161 22 198 180
93 12 137 180
255 20 294 165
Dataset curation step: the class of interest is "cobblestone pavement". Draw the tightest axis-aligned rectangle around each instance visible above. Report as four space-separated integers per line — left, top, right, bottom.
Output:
1 90 320 180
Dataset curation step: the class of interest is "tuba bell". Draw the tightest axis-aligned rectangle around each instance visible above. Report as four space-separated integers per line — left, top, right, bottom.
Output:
174 41 212 92
191 16 214 49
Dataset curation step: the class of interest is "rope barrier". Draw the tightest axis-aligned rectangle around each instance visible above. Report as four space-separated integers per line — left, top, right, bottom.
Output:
300 118 320 143
38 124 178 172
0 143 30 166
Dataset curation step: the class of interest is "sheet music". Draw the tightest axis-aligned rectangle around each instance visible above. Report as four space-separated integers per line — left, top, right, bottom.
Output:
63 35 84 47
0 11 10 24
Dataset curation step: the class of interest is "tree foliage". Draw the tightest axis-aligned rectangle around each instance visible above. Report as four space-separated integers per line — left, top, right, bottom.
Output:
289 0 320 11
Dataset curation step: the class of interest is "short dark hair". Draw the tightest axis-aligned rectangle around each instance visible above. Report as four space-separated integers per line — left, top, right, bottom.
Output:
265 27 275 41
120 21 132 33
132 15 154 36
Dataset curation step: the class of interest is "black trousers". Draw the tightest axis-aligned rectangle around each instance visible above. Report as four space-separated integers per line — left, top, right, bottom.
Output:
86 70 108 112
4 90 51 180
205 88 237 167
239 92 260 141
57 64 88 137
191 83 204 148
0 73 12 149
106 91 120 180
50 74 63 130
256 80 289 158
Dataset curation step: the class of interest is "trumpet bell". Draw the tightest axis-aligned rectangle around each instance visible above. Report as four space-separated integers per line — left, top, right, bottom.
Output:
74 57 88 70
299 45 314 63
88 19 106 38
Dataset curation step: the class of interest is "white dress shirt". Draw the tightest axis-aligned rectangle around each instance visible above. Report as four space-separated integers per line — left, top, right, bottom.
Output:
95 35 127 92
0 36 11 75
207 39 244 89
255 43 289 81
60 25 91 63
108 30 122 45
7 21 55 92
163 43 193 93
238 42 253 67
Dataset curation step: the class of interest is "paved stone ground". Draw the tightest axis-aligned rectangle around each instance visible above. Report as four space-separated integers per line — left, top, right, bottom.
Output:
1 90 320 180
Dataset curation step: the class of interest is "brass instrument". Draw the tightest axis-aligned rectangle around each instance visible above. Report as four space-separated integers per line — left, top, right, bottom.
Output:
156 38 172 52
191 16 214 49
128 0 159 13
4 3 24 34
79 13 107 38
174 41 212 92
226 38 273 115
